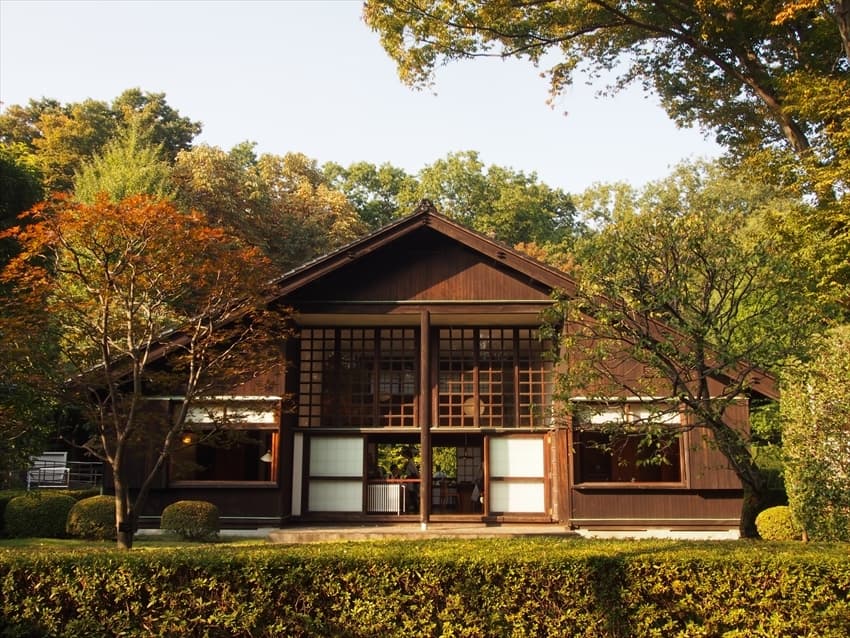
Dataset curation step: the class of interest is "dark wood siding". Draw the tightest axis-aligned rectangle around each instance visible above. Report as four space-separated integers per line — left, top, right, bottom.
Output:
290 229 551 304
570 488 742 528
686 399 748 490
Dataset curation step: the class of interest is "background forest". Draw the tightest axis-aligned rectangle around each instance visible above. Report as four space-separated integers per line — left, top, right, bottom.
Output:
1 0 848 540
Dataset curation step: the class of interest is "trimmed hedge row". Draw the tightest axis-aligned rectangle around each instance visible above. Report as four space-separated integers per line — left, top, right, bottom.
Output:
1 539 848 637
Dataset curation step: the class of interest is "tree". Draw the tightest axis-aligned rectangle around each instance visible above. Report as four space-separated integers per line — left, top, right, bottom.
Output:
323 160 417 230
782 326 850 541
173 146 367 271
0 143 43 262
397 151 579 247
0 194 286 548
364 1 850 298
364 1 846 158
73 122 174 203
548 162 823 537
0 144 53 484
0 89 200 192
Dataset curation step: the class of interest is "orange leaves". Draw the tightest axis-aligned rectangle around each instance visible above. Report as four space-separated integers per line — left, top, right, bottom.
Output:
1 193 278 375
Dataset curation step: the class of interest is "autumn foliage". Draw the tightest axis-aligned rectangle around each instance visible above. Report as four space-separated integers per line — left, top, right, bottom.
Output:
1 193 286 548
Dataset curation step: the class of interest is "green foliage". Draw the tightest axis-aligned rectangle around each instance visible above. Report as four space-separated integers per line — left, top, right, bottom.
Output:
782 326 850 541
398 150 580 247
323 160 417 230
73 122 174 203
160 500 220 541
755 506 803 541
0 89 200 192
3 492 76 538
551 161 822 536
66 495 116 540
0 490 23 536
0 539 848 637
172 145 366 271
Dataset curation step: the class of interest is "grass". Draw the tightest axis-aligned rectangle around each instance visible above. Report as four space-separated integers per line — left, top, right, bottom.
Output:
0 534 269 550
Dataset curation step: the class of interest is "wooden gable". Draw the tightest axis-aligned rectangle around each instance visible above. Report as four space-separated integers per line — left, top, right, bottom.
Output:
287 227 552 304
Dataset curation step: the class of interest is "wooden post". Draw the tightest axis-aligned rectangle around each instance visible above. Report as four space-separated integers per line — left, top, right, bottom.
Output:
420 309 431 528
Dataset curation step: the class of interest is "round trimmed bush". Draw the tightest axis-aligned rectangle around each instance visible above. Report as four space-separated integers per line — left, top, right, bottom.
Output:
4 493 76 538
160 500 220 541
66 495 116 540
756 505 803 541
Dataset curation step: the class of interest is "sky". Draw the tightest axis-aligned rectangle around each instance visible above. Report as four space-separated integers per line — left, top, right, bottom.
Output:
0 0 721 195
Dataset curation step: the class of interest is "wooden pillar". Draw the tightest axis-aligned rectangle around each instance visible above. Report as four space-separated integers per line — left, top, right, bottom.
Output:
419 310 431 527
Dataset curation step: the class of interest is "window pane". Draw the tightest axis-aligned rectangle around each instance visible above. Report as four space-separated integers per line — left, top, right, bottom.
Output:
309 480 362 511
489 437 544 478
573 404 682 483
171 430 276 482
309 436 363 477
298 328 417 428
490 482 545 512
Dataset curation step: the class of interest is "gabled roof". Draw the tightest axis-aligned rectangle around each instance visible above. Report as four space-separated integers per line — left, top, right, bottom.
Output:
267 200 777 401
270 199 576 298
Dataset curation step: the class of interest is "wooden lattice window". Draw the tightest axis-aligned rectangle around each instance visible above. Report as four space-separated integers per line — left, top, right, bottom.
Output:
437 328 552 428
298 328 417 428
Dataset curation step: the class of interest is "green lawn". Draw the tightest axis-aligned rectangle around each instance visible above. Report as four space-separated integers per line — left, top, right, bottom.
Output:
0 534 268 550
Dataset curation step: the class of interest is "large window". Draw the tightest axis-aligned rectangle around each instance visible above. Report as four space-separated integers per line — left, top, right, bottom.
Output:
573 405 683 484
437 328 552 428
170 400 279 484
298 328 417 428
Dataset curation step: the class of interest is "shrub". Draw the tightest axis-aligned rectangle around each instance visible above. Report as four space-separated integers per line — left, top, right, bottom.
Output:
0 540 848 637
4 492 76 538
160 500 220 540
756 505 803 541
0 490 26 536
782 327 850 541
66 495 116 540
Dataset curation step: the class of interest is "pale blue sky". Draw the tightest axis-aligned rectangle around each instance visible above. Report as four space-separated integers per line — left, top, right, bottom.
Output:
0 0 720 194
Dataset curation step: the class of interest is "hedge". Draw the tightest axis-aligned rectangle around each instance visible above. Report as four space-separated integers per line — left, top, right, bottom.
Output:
3 493 77 538
66 495 116 540
0 539 848 637
160 500 219 541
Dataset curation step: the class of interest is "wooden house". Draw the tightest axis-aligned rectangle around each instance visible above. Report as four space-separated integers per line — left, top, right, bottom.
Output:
138 201 777 533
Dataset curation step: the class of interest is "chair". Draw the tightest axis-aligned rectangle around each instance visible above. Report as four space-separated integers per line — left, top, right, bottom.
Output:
27 452 70 490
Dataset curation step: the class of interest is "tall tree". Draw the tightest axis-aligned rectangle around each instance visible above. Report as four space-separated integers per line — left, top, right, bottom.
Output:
0 144 43 261
173 145 366 271
0 194 285 548
73 122 174 203
0 144 52 483
364 1 846 157
323 160 417 230
548 162 823 537
782 326 850 541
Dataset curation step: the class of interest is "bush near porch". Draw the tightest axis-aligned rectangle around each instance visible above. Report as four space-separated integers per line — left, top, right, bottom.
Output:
0 539 847 637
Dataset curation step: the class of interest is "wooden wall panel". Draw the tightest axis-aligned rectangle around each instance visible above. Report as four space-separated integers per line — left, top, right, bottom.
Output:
293 230 551 303
686 399 748 490
570 489 742 528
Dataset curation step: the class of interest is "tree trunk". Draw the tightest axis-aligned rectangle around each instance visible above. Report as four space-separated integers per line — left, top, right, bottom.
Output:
709 420 770 538
113 473 134 550
739 482 769 539
836 0 850 64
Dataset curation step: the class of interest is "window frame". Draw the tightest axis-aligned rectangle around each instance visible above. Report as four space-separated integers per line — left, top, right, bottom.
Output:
169 398 280 487
571 403 686 488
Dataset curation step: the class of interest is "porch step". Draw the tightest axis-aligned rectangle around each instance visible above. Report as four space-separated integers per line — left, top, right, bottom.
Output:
267 523 576 544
